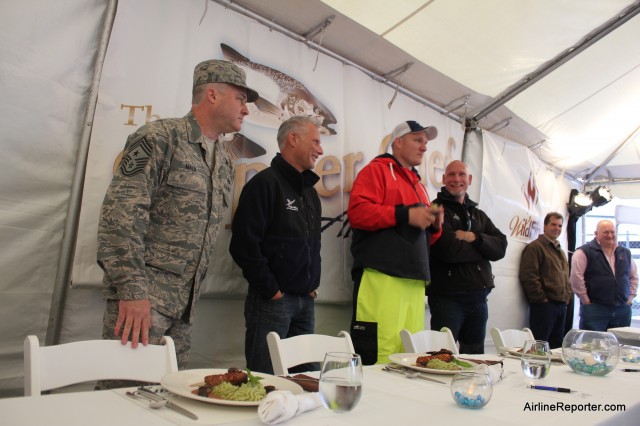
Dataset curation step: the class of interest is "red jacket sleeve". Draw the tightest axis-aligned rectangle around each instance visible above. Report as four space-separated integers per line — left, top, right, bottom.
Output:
348 163 397 231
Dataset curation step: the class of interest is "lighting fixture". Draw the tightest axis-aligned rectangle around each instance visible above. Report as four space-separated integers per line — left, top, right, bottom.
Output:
590 186 612 207
567 189 593 217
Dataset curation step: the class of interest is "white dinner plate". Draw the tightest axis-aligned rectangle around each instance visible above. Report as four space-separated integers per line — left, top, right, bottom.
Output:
388 353 476 375
504 347 563 362
161 368 303 407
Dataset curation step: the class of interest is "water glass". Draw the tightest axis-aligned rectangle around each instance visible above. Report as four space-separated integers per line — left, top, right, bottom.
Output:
318 352 363 413
520 340 551 384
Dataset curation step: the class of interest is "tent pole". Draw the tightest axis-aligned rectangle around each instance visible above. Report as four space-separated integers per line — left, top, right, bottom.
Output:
582 126 640 184
45 0 119 346
472 1 640 122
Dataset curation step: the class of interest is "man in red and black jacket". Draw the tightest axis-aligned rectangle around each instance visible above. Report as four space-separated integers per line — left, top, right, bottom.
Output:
348 120 443 365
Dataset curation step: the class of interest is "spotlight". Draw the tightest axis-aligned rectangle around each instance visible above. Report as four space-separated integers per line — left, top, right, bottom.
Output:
590 186 612 207
567 189 593 217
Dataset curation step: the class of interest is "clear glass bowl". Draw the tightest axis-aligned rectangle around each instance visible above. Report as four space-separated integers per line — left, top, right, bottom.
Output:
562 329 620 376
450 371 492 409
620 345 640 364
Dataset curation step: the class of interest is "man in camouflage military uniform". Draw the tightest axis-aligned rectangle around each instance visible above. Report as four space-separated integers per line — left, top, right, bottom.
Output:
97 60 258 369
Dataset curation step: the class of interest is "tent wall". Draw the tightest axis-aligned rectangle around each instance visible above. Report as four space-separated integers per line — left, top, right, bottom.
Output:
0 0 109 396
0 0 613 397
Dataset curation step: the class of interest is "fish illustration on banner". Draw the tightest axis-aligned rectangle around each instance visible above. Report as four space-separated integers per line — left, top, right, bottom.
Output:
221 43 337 135
220 133 266 161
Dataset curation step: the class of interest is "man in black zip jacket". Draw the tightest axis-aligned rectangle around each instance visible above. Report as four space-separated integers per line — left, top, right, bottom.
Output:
427 160 507 354
230 116 323 374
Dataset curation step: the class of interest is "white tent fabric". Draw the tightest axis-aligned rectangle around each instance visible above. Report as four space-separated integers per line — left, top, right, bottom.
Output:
0 0 638 397
236 0 640 192
0 0 107 395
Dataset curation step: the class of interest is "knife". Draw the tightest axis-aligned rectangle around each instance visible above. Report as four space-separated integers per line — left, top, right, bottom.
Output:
383 365 447 384
164 399 199 420
137 387 199 420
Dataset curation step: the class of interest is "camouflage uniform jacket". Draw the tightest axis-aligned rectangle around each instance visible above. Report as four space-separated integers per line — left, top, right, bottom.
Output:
97 111 233 321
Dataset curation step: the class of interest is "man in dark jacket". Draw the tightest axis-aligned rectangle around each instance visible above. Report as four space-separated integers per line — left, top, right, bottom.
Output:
570 220 638 331
428 160 507 354
229 116 323 374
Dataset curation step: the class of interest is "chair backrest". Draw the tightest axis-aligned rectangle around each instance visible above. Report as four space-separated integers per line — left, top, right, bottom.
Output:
400 328 459 354
267 331 355 376
24 335 178 396
490 327 535 353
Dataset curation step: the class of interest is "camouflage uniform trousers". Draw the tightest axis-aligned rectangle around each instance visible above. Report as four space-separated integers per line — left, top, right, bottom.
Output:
95 299 191 390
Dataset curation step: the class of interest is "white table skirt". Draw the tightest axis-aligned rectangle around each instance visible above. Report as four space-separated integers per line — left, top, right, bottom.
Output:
608 326 640 345
1 358 638 426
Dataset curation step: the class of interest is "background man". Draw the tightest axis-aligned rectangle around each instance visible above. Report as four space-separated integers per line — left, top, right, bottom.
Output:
348 120 443 365
570 219 638 331
427 160 507 354
230 116 323 374
97 60 258 369
519 212 572 348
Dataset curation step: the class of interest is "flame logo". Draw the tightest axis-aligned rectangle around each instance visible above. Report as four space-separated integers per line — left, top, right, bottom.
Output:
523 172 539 210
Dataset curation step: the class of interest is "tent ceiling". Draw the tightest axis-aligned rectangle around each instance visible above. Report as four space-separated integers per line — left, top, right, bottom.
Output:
219 0 640 186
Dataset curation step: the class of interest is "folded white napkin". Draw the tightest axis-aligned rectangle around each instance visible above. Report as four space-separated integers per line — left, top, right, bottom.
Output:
258 391 322 425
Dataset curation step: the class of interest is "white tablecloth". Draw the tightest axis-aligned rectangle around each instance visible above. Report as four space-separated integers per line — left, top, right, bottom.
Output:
2 358 638 425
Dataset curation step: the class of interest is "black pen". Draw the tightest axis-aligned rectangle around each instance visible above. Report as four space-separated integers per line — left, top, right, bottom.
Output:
529 385 571 393
622 368 640 372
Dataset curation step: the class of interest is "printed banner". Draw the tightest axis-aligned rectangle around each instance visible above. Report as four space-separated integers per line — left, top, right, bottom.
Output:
71 0 464 303
480 130 573 329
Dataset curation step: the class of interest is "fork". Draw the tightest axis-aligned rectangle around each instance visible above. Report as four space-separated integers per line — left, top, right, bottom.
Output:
383 365 446 384
133 387 199 420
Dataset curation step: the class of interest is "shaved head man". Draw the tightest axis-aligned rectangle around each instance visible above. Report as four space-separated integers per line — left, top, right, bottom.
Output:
570 220 638 331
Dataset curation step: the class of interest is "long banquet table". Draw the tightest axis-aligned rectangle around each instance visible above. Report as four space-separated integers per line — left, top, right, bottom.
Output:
2 357 638 426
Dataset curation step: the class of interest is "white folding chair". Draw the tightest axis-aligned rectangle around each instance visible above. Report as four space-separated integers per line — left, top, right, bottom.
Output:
400 328 459 354
490 327 535 354
24 335 178 396
266 331 355 376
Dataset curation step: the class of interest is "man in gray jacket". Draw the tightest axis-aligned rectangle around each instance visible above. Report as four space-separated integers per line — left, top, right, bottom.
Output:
519 212 572 348
98 60 258 368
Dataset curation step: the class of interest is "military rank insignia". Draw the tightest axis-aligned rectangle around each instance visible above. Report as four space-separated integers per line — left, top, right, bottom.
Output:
120 137 152 176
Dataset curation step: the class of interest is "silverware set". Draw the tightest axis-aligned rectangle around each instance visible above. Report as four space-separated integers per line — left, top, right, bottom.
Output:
125 386 198 420
382 364 447 384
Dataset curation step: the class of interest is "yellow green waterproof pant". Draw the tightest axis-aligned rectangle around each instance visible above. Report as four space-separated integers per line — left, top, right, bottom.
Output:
354 268 426 364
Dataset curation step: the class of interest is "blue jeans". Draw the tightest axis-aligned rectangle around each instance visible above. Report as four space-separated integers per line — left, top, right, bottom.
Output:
579 303 631 331
529 301 567 349
244 292 316 374
428 291 489 354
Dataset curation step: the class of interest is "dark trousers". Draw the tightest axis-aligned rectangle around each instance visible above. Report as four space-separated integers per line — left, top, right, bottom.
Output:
244 292 316 374
579 303 632 332
428 290 490 354
529 301 567 349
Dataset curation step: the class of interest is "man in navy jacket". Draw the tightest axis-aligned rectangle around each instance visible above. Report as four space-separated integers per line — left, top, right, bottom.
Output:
428 160 507 354
570 220 638 331
230 116 323 374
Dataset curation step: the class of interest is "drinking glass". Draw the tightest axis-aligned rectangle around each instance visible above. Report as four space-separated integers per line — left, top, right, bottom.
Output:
520 340 551 384
318 352 363 413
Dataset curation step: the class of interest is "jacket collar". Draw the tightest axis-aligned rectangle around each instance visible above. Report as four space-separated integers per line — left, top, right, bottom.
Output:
272 153 320 193
436 187 478 208
184 111 203 144
374 153 422 180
